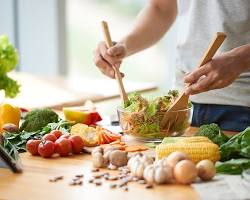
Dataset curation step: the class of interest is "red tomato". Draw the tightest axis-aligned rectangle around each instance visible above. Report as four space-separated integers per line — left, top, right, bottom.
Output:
59 134 70 139
26 139 41 155
38 141 55 158
50 130 63 139
69 136 84 154
42 133 57 142
55 138 72 156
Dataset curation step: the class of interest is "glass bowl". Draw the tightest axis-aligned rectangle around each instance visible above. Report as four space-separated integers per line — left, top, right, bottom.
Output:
117 106 192 142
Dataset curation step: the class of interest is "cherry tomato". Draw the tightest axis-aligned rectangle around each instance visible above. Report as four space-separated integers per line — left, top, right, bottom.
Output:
69 135 84 154
55 138 72 156
42 133 57 142
38 141 55 158
50 130 63 139
59 134 70 139
26 139 41 155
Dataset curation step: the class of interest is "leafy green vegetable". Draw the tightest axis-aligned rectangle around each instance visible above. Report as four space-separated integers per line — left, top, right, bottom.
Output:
121 90 190 138
216 158 250 175
220 127 250 161
0 35 20 98
20 108 59 132
3 120 74 152
195 123 229 146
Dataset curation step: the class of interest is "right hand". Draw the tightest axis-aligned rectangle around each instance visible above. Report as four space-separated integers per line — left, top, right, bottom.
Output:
93 41 127 79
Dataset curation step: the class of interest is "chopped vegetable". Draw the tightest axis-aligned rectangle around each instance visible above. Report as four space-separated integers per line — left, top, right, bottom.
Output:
195 123 229 146
0 35 20 98
220 127 250 161
20 108 59 132
124 145 148 152
63 108 102 125
119 90 191 139
156 136 220 163
216 158 250 175
70 123 99 147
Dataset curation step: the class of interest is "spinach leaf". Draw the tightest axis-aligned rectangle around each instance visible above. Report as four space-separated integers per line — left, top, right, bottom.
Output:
216 158 250 175
220 127 250 161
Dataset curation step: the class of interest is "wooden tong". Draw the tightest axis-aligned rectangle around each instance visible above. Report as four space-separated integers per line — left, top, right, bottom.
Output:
160 32 227 129
101 21 128 105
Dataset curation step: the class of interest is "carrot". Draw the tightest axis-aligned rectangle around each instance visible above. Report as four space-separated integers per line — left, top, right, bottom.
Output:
125 145 148 152
109 140 121 145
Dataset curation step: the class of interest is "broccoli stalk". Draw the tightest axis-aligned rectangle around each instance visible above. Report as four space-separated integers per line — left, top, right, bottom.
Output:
20 108 59 132
195 123 229 146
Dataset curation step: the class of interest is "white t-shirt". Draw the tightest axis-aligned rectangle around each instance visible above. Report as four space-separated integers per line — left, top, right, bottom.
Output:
176 0 250 107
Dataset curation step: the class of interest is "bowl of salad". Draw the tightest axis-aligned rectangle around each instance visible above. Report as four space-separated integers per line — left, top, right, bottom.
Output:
117 90 192 142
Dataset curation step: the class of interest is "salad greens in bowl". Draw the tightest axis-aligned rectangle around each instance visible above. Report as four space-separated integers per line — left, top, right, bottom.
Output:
117 90 192 141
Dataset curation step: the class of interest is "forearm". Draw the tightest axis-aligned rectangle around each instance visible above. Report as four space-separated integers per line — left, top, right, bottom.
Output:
227 43 250 71
120 0 177 57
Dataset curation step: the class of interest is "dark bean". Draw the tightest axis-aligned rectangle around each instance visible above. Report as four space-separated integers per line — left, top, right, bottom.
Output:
109 183 117 189
94 180 102 186
88 179 94 183
91 168 100 172
145 184 153 189
123 186 129 191
108 176 118 181
75 174 84 178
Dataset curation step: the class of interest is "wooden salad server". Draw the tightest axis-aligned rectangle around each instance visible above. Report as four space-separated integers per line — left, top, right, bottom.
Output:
161 32 227 130
101 21 129 105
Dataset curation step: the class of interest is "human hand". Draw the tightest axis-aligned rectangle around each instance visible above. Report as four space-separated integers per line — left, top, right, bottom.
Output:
93 41 127 79
184 52 247 95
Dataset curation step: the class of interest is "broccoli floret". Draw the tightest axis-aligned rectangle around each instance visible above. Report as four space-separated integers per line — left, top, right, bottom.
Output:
20 108 59 132
195 123 229 146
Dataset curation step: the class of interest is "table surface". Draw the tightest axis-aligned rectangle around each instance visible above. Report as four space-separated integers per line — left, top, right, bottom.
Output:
0 127 238 200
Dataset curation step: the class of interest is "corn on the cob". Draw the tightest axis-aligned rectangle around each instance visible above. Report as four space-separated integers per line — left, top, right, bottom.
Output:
155 141 220 163
180 136 213 143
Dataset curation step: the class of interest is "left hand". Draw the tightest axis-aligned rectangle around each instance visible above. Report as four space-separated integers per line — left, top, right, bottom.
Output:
184 52 247 95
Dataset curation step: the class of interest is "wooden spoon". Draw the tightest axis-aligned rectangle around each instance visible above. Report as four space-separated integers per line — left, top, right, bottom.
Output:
101 21 129 105
160 32 227 129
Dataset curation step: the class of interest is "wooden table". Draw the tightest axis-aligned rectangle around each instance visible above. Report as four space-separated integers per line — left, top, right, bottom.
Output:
0 152 198 200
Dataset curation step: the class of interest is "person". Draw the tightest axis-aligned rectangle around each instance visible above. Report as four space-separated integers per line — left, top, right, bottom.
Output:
93 0 250 132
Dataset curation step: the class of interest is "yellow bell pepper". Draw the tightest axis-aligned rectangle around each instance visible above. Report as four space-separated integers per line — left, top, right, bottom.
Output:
0 103 21 133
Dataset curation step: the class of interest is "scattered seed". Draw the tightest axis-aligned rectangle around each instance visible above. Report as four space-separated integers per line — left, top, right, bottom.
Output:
75 174 84 178
94 180 102 186
49 175 64 182
88 178 94 183
91 168 100 172
69 181 77 186
108 175 118 181
123 186 129 191
145 184 153 189
138 180 146 184
109 183 117 189
93 174 103 179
